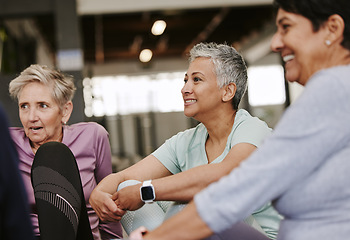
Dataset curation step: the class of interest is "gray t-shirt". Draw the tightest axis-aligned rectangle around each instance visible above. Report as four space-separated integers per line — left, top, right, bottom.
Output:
195 65 350 240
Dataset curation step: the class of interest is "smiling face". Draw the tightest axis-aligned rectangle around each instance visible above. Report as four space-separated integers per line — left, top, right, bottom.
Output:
271 8 330 85
181 57 225 120
18 82 70 151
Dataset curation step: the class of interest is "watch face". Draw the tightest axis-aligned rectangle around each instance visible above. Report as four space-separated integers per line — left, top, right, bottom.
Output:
141 186 154 200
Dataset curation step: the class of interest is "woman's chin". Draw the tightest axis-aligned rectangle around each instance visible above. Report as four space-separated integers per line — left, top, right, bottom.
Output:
184 111 198 120
285 73 300 84
184 112 193 118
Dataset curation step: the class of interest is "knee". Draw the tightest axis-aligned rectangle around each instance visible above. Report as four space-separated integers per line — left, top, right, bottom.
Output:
117 179 141 191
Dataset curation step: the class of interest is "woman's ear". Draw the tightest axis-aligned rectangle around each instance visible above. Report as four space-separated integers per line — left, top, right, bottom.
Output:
324 14 345 45
222 82 236 102
61 101 73 124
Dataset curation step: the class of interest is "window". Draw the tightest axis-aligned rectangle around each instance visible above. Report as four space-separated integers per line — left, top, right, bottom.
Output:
83 71 185 117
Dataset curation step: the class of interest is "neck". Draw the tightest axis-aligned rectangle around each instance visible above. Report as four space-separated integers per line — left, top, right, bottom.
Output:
326 46 350 67
204 109 237 144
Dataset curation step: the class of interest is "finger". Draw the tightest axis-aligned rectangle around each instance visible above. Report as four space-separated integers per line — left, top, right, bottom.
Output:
111 191 118 201
129 226 148 240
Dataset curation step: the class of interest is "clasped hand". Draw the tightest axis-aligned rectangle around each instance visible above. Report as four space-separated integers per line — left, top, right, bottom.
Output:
90 183 145 222
113 183 145 212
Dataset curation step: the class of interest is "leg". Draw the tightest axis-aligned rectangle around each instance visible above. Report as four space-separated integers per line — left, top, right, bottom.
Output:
117 180 168 235
31 142 93 240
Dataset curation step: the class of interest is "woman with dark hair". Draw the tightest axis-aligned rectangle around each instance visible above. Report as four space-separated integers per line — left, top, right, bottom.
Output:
131 0 350 239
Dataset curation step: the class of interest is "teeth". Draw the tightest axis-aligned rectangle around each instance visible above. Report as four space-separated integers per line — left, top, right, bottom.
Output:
185 100 196 103
283 54 295 62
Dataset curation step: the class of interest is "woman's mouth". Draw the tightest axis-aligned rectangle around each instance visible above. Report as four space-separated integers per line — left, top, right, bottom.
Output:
283 54 295 63
30 127 43 131
185 99 197 103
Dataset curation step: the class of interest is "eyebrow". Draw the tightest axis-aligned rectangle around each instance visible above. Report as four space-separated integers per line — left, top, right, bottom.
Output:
277 16 288 25
185 71 203 77
191 71 203 76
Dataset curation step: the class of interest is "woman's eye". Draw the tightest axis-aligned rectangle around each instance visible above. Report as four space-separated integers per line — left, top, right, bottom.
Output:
184 78 188 83
281 24 290 32
20 104 28 109
40 103 48 108
193 77 201 82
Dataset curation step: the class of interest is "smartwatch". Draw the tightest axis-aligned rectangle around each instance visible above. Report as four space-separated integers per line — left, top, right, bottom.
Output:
140 180 156 204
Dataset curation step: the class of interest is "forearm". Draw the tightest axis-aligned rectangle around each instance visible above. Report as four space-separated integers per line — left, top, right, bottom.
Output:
144 201 213 240
152 143 256 202
95 172 125 194
96 155 167 194
153 161 230 202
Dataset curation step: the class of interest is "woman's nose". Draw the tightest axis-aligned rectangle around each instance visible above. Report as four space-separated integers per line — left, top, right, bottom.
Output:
270 32 283 52
181 81 192 95
28 108 39 121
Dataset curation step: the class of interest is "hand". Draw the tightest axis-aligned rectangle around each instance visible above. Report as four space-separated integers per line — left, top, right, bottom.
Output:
113 184 145 211
89 188 126 222
128 226 148 240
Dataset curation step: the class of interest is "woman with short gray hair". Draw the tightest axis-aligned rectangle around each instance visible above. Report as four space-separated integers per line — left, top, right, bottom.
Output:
9 64 123 240
90 42 281 239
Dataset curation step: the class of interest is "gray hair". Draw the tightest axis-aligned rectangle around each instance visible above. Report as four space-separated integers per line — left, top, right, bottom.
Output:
9 64 76 109
189 42 248 109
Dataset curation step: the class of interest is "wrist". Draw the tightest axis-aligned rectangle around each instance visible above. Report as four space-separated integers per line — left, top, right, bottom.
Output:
140 180 156 204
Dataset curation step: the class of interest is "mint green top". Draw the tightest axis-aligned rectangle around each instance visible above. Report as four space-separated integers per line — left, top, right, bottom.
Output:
153 109 272 173
152 109 282 239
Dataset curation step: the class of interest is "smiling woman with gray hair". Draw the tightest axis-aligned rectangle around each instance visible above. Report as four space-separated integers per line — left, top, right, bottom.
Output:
90 42 281 239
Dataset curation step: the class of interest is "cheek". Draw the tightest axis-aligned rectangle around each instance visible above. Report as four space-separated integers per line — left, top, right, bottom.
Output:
19 112 27 125
50 115 64 129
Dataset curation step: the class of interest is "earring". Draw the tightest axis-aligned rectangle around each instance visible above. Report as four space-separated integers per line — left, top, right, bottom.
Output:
62 121 67 125
325 40 331 46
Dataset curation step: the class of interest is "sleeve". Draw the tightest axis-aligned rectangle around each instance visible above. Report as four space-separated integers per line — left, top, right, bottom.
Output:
93 123 113 182
152 133 183 174
194 72 350 233
230 116 272 148
92 123 123 239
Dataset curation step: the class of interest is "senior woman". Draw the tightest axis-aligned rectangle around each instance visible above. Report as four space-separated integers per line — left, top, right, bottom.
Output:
8 64 122 240
90 42 281 239
135 0 350 239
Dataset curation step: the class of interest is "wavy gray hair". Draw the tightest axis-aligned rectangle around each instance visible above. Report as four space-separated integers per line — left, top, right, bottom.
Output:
9 64 76 110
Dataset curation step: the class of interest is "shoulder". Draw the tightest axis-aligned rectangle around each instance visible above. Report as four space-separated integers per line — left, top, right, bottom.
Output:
166 123 206 144
9 127 24 136
309 65 350 92
235 109 271 130
9 127 26 143
63 122 109 145
66 122 108 135
295 65 350 114
229 110 272 147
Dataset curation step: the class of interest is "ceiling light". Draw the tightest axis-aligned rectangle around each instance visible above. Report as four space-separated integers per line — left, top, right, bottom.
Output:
139 49 153 63
151 20 166 36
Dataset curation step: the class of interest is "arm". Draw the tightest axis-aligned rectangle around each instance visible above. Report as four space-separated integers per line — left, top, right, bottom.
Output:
92 125 124 239
115 143 257 211
143 201 212 240
90 154 172 222
153 142 257 201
